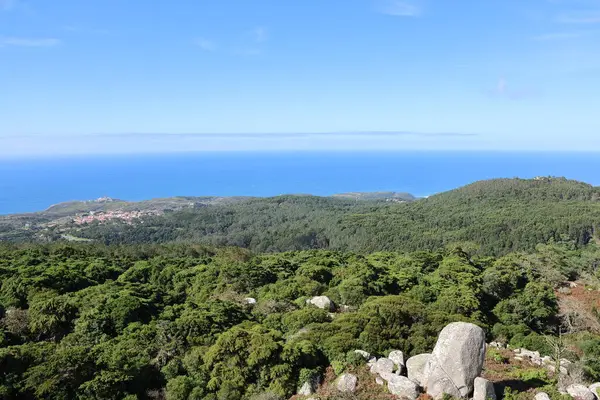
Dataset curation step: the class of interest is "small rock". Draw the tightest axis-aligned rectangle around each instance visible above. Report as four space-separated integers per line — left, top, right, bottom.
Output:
376 376 384 385
541 356 553 365
367 357 377 366
243 297 257 304
535 392 551 400
307 296 335 311
520 349 542 365
354 350 371 360
381 372 420 399
546 364 568 374
337 373 358 393
370 358 395 375
558 359 571 375
589 383 600 399
388 350 405 373
473 377 496 400
567 384 596 400
406 353 431 387
514 356 524 361
520 349 541 357
298 381 314 396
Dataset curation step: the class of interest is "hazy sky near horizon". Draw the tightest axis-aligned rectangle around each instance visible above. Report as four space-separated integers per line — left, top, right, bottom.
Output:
1 0 600 155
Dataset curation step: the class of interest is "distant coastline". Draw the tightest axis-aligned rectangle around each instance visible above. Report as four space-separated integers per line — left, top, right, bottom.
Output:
2 151 600 215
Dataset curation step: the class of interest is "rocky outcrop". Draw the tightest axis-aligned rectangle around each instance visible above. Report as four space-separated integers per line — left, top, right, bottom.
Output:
307 296 335 311
337 373 358 393
473 377 496 400
426 322 486 399
380 372 420 400
406 353 431 386
511 346 570 375
388 350 405 373
567 384 596 400
243 297 257 305
370 358 395 375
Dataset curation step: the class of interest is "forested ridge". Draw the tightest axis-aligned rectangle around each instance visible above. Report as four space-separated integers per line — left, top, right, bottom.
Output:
66 178 600 255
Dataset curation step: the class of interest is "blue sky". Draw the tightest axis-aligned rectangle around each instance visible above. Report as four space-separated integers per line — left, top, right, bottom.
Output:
1 0 600 155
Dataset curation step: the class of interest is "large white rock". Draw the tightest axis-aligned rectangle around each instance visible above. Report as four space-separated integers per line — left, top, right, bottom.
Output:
406 353 431 387
473 377 496 400
243 297 257 305
535 392 551 400
589 383 600 399
380 372 420 399
337 373 358 393
567 384 596 400
307 296 335 311
388 350 405 373
426 322 486 399
371 358 395 375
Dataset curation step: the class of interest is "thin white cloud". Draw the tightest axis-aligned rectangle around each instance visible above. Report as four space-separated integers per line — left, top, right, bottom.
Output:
489 77 540 100
378 0 422 17
252 26 268 43
62 26 112 35
0 0 16 11
0 37 61 47
532 31 590 40
194 37 217 51
557 11 600 23
233 47 262 56
496 78 507 95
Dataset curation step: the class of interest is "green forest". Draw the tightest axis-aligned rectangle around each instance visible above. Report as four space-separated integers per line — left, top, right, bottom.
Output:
56 178 600 255
2 240 600 399
2 177 600 399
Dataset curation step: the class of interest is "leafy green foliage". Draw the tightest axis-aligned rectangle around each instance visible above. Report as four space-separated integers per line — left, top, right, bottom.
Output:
0 239 599 399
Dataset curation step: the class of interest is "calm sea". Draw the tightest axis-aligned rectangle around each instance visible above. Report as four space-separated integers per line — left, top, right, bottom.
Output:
1 151 600 215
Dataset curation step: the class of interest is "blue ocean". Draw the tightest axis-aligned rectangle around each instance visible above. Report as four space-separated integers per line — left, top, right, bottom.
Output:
1 151 600 215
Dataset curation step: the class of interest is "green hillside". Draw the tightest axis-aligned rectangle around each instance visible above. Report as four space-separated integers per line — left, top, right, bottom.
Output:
343 177 600 254
59 177 600 255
